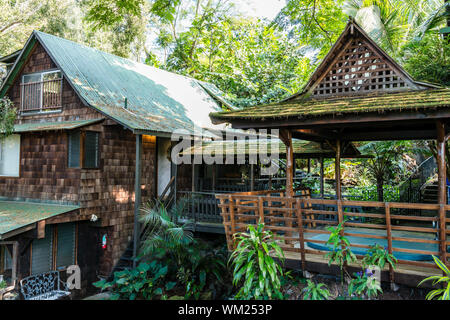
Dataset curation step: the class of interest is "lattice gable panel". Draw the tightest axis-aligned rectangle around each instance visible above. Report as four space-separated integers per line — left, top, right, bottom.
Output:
311 37 413 98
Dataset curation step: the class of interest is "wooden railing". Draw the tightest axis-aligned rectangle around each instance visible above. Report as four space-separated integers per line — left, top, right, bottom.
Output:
216 191 450 280
20 79 62 112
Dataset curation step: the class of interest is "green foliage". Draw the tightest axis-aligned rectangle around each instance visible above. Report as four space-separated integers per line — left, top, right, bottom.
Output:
325 218 357 272
401 33 450 86
348 270 382 299
418 255 450 300
139 201 229 300
302 280 330 300
362 244 397 270
0 97 16 138
0 280 6 290
229 222 285 300
93 261 175 300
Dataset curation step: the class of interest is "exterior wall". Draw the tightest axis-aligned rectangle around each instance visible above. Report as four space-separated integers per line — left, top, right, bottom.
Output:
0 40 162 292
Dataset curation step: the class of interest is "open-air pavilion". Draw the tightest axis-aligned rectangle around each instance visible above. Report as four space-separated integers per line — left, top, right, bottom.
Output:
209 19 450 286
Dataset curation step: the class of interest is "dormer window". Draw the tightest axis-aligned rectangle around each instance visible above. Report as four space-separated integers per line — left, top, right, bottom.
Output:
20 70 62 113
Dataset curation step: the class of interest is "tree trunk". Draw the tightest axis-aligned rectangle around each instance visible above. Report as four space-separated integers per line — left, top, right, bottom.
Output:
376 177 384 202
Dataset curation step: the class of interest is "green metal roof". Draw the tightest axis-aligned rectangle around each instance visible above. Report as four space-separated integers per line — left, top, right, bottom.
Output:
210 89 450 124
0 201 80 239
181 139 363 158
12 118 104 133
1 31 231 136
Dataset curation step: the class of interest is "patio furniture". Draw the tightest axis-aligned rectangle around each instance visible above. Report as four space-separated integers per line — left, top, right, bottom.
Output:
20 271 71 300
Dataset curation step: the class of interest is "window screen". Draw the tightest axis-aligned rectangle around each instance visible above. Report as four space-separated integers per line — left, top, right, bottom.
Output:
84 131 99 168
68 131 80 168
31 225 53 275
56 223 76 269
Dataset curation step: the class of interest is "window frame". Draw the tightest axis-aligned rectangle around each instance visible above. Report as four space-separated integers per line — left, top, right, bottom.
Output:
0 134 21 178
21 69 63 114
67 130 100 170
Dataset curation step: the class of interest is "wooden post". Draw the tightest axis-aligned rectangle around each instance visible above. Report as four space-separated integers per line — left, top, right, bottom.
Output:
436 121 448 267
250 163 255 191
307 158 311 174
212 163 216 191
228 195 236 249
335 140 342 200
385 203 395 286
133 134 142 268
320 157 324 198
258 197 264 224
296 198 306 272
280 129 294 197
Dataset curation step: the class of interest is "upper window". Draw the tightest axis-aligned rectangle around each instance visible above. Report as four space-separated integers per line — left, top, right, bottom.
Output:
21 70 62 113
68 130 99 169
0 134 20 177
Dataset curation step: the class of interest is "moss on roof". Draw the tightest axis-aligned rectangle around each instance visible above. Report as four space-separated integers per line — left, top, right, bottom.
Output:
210 89 450 123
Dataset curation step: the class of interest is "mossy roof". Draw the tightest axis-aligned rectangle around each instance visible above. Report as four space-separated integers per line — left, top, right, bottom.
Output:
210 89 450 123
180 139 362 158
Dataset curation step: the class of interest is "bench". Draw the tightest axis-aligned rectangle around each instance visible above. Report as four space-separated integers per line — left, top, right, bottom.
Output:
20 271 71 300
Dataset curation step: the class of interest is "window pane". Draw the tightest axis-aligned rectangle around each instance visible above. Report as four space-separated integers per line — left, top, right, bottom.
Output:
56 223 75 269
31 226 53 275
68 131 80 168
0 134 20 177
22 74 41 83
84 132 99 168
42 71 61 81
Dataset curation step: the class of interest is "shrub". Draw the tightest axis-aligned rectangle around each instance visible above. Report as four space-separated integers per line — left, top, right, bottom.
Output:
418 255 450 300
93 261 175 300
348 270 382 299
302 280 330 300
229 222 284 300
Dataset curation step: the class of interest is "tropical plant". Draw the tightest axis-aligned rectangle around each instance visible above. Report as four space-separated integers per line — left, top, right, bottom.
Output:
362 244 398 270
0 279 6 290
93 261 176 300
302 280 330 300
139 200 229 300
418 255 450 300
139 199 195 265
348 269 383 299
229 222 285 300
325 218 357 288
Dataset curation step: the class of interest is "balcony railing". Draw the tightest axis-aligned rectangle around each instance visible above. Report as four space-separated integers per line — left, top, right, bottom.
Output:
20 79 62 113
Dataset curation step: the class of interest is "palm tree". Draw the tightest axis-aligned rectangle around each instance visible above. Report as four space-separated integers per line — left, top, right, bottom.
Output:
343 0 449 55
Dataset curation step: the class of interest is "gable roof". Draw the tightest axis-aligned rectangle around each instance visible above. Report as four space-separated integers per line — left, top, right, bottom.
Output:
0 31 232 137
210 19 447 128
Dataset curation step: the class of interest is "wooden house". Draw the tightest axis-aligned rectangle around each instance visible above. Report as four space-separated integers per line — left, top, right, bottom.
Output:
0 30 232 297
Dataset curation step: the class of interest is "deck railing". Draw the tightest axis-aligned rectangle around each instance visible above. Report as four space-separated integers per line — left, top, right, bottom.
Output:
20 79 63 113
216 190 450 281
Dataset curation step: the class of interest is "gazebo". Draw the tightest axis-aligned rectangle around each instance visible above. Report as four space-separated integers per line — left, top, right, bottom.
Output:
209 19 450 285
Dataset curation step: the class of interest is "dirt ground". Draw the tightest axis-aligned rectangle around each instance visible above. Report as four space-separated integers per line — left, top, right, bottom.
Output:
282 271 429 300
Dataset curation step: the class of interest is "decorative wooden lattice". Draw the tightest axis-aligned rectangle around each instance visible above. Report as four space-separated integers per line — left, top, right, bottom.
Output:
312 37 411 98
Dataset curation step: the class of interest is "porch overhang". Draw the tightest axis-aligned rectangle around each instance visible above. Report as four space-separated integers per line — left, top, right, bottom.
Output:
11 118 104 133
0 201 80 240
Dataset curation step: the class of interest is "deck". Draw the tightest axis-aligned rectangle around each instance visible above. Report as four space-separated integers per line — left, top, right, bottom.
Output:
214 189 450 286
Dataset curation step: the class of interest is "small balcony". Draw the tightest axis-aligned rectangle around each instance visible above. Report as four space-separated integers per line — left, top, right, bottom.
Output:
20 78 62 113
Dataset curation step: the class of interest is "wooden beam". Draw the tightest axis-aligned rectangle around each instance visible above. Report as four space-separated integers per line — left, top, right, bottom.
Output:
37 220 45 239
250 163 254 191
133 134 142 268
335 140 342 200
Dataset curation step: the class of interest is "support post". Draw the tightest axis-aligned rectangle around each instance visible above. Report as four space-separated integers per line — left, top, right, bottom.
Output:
335 140 342 200
307 158 311 174
436 121 448 267
320 157 324 198
280 129 294 197
133 134 142 268
250 163 255 191
212 163 216 191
